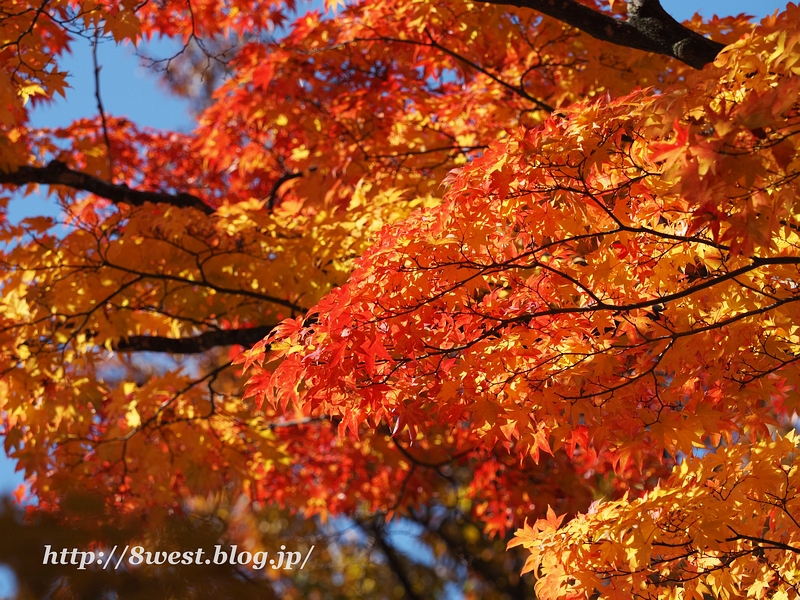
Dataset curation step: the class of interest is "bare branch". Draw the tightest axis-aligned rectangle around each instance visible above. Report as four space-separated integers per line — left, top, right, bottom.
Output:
474 0 725 69
92 29 113 180
368 522 425 600
0 160 215 214
115 325 275 353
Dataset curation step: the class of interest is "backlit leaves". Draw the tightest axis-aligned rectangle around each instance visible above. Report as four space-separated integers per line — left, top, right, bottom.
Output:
2 0 800 596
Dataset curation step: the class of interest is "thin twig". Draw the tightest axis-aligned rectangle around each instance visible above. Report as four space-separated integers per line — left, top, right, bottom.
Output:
92 28 113 181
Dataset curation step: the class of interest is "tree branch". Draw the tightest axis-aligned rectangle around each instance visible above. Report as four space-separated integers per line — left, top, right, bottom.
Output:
267 171 303 211
474 0 725 69
405 511 533 598
266 166 319 210
92 29 114 181
369 522 424 600
115 325 274 353
726 529 800 555
0 161 215 215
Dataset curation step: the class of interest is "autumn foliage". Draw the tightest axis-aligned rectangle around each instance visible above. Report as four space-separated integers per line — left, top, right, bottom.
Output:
2 0 800 596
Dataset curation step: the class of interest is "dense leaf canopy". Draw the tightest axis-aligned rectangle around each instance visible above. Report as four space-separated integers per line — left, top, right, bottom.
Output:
1 0 800 596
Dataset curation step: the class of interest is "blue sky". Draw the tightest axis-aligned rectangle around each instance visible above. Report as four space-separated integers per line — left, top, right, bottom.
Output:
0 0 792 596
666 0 783 18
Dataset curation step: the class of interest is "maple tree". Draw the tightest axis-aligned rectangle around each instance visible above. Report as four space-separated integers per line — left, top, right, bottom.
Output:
1 0 799 595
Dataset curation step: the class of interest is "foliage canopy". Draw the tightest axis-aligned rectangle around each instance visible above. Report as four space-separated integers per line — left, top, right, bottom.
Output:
2 0 800 596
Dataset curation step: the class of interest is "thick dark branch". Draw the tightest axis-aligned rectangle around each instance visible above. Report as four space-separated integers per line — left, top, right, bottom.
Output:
726 529 800 555
405 511 532 598
0 161 215 215
116 325 274 353
474 0 725 69
369 523 424 600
